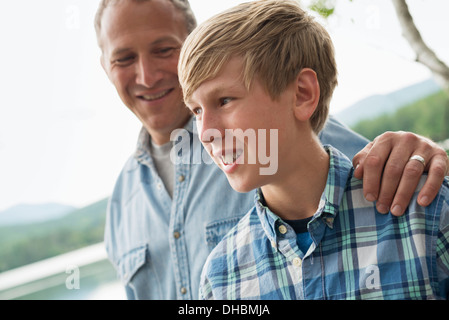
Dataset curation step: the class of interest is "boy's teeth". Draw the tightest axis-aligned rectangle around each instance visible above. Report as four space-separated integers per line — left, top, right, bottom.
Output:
222 153 235 165
221 151 242 165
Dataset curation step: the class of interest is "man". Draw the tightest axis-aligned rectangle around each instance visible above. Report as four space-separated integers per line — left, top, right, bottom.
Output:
95 0 449 299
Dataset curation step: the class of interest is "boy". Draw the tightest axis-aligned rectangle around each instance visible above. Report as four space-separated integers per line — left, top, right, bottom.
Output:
178 0 449 299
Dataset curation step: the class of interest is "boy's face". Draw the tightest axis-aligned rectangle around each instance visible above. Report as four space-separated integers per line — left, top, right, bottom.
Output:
186 57 298 192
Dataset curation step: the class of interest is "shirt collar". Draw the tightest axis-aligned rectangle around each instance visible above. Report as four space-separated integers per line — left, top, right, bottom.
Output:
255 145 354 241
321 145 354 221
134 116 196 161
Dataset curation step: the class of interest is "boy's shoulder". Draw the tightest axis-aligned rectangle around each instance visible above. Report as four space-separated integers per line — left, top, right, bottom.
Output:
345 173 449 222
437 175 449 215
443 175 449 192
211 205 261 249
202 205 264 272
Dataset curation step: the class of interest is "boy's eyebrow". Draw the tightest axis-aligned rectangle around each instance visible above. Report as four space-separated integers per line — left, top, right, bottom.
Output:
186 84 242 106
204 84 243 98
184 97 196 109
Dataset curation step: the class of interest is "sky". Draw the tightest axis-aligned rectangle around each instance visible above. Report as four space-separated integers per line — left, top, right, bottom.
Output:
0 0 448 212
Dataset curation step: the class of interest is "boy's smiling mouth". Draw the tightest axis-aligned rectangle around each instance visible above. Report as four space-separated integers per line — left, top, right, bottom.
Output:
221 150 243 166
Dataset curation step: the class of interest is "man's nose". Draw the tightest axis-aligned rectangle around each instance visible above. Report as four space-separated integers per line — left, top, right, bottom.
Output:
135 56 162 88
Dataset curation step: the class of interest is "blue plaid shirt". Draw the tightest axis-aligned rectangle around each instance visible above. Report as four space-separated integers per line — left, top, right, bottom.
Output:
199 146 449 300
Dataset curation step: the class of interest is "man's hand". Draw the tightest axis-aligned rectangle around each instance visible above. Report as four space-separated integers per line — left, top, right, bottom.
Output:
353 131 449 216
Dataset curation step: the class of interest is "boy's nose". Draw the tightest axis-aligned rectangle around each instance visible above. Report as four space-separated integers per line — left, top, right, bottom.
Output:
198 112 223 145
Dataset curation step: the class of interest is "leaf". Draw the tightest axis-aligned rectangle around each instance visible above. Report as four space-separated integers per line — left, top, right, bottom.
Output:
309 0 336 19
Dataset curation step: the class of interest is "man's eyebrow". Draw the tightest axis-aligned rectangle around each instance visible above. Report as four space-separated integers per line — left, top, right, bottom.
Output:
111 47 132 58
151 36 183 46
110 36 182 58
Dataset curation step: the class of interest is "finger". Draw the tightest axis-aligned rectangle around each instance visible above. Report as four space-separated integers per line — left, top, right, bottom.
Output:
376 133 432 214
417 152 448 206
375 142 420 214
361 141 392 204
352 141 374 179
389 156 426 216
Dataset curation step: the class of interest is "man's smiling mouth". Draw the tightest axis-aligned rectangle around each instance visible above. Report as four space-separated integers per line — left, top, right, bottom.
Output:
139 88 173 101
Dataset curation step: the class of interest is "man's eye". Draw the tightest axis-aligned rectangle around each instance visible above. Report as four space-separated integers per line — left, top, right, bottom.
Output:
114 56 135 65
154 47 177 57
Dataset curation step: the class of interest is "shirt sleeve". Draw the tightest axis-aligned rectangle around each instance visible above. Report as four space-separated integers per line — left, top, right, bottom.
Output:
199 263 215 300
319 115 369 160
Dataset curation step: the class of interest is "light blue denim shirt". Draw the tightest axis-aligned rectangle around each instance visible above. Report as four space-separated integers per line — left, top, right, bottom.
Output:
104 115 369 300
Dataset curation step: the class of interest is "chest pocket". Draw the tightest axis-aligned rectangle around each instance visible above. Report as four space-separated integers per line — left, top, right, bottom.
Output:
115 244 168 299
204 216 242 249
116 245 147 285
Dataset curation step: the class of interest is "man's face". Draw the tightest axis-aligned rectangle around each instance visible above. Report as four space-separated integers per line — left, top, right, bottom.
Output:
186 57 297 193
99 0 191 144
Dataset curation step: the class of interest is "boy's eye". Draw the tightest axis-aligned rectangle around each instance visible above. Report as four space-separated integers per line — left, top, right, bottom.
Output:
192 107 203 117
220 97 233 106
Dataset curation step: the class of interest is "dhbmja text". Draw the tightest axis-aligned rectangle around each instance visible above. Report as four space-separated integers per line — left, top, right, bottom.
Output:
178 304 270 317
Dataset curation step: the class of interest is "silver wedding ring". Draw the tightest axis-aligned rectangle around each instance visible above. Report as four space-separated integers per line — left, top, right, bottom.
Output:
409 155 426 167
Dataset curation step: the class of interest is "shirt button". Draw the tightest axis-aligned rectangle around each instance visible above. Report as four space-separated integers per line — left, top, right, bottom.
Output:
178 175 185 182
180 287 187 295
278 224 288 235
293 257 302 267
173 231 180 239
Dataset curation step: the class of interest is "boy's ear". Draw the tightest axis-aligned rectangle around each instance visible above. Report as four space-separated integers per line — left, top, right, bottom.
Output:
293 68 320 122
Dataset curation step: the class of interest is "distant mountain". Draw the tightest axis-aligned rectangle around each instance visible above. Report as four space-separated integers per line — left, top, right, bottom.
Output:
334 78 441 126
0 203 77 226
0 197 108 272
350 90 449 143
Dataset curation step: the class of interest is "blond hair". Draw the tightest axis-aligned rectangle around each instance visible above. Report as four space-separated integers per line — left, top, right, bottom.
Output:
178 0 337 133
94 0 197 48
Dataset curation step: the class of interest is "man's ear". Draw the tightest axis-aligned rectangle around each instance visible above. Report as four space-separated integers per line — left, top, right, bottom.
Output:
293 68 320 122
100 55 107 73
100 55 112 81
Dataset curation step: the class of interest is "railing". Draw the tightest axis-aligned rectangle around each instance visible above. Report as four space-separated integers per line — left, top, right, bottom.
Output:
0 242 125 300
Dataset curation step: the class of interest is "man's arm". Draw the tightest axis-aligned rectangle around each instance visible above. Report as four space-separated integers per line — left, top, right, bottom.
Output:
321 116 449 216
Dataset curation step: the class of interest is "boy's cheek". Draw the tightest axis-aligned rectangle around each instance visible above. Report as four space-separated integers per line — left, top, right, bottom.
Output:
203 145 216 163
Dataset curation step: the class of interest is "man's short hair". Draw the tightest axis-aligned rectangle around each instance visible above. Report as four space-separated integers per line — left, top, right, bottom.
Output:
94 0 197 48
179 0 337 133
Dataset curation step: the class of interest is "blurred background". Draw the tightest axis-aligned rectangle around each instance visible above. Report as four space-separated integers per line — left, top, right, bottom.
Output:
0 0 448 300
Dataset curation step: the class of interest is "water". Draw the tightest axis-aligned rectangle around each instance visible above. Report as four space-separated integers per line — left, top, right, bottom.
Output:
5 260 126 300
